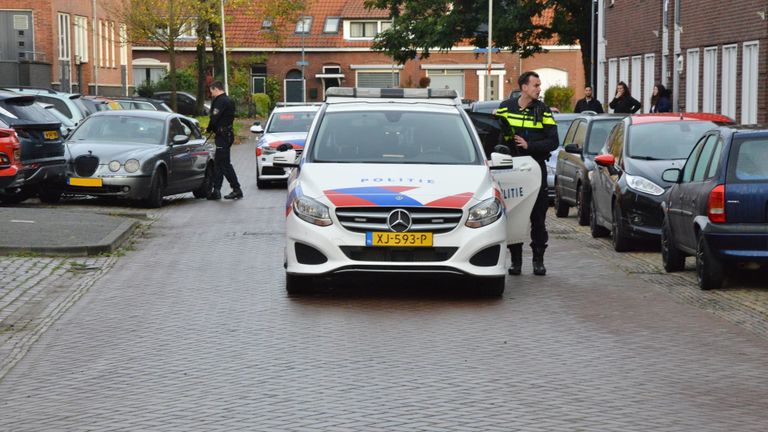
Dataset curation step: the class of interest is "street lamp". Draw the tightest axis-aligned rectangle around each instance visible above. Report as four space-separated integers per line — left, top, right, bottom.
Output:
220 0 228 94
487 0 493 101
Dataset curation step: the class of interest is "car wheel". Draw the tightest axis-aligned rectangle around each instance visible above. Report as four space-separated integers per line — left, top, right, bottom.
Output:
193 164 213 199
0 187 34 205
576 184 590 226
590 200 610 238
38 186 62 204
661 217 686 272
286 274 312 295
696 232 724 290
480 276 505 297
554 179 569 217
611 204 631 252
143 170 166 208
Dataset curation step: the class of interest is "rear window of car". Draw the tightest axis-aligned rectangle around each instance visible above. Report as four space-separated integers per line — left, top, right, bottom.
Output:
310 110 481 165
266 111 317 133
729 138 768 182
587 119 622 154
0 98 60 124
68 115 165 145
627 121 717 160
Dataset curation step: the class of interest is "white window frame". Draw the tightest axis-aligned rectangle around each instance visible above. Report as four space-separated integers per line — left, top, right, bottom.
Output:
73 15 88 63
119 24 127 66
110 21 116 68
721 44 737 119
685 49 699 113
631 56 642 102
58 13 71 60
98 20 105 67
619 57 629 85
295 16 312 34
178 19 197 39
323 17 340 33
702 47 717 112
608 58 618 107
643 54 655 113
344 20 393 40
741 41 759 124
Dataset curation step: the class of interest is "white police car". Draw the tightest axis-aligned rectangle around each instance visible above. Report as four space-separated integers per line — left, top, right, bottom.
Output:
274 88 541 296
253 105 319 188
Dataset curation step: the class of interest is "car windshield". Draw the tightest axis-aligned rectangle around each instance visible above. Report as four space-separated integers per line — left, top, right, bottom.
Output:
587 119 622 154
68 115 165 144
732 138 768 181
267 111 316 133
627 121 717 160
310 110 480 165
0 99 60 123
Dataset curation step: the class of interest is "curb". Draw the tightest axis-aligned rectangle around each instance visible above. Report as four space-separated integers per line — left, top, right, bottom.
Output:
0 219 138 257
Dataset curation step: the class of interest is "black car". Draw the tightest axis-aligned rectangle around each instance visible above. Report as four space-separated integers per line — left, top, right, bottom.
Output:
152 91 209 116
590 113 734 251
0 91 66 204
554 114 626 225
660 125 768 290
114 96 173 112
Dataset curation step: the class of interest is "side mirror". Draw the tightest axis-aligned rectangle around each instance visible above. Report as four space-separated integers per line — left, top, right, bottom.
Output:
489 152 514 170
172 134 189 145
662 168 682 183
564 143 581 154
273 149 299 168
594 154 616 167
250 121 263 134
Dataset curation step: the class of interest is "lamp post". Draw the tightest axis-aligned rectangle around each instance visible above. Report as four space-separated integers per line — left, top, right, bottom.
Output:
220 0 228 94
486 0 493 101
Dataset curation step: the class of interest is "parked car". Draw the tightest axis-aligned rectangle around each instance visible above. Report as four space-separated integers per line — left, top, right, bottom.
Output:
554 114 626 225
0 91 66 204
253 105 319 188
114 96 173 112
153 91 210 116
81 95 121 112
61 111 215 208
38 102 77 138
0 86 92 125
275 87 542 296
660 125 768 290
0 120 22 194
589 113 734 251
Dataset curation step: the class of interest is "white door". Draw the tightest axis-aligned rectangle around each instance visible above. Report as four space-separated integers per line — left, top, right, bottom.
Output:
644 54 655 112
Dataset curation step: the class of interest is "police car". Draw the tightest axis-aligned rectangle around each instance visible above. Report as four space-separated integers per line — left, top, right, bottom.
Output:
274 88 541 296
253 105 319 188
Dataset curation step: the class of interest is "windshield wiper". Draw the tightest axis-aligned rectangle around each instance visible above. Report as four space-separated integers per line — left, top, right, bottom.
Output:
630 155 662 160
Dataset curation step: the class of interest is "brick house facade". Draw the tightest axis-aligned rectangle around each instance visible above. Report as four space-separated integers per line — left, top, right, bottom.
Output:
598 0 766 124
0 0 132 96
132 0 584 108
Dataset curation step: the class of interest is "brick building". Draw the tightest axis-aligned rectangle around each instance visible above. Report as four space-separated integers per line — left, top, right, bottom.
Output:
132 0 584 107
597 0 766 124
0 0 132 96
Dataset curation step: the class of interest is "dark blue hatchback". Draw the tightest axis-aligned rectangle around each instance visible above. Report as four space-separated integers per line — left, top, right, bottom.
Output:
661 125 768 290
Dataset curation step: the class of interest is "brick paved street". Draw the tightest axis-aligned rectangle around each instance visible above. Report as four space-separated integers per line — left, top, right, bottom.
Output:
1 141 768 431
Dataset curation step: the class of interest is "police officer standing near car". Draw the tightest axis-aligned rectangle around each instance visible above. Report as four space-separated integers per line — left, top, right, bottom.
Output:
206 80 243 200
495 71 559 276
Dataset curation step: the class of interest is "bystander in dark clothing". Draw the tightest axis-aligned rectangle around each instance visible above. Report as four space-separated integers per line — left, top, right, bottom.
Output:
609 81 642 114
206 81 243 200
574 86 604 113
650 84 672 113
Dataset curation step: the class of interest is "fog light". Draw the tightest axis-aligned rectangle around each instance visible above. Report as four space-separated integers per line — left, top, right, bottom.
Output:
122 186 130 192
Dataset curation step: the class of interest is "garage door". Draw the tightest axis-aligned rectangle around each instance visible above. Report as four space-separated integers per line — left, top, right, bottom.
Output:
357 72 399 88
428 75 464 97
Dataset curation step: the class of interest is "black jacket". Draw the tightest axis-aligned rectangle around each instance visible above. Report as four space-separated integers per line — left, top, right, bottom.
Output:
609 95 642 114
574 98 604 113
496 97 559 162
207 93 235 133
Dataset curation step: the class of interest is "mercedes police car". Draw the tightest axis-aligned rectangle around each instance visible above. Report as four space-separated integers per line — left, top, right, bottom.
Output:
252 105 319 188
274 88 541 296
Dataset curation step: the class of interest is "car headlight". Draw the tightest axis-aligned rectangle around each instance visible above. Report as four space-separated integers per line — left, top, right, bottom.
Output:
625 174 665 196
261 146 277 155
124 159 140 173
466 198 503 228
108 160 121 172
293 196 332 226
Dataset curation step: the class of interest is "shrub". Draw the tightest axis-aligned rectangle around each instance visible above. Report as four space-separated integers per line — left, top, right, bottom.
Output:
135 80 156 97
252 93 271 117
544 85 575 113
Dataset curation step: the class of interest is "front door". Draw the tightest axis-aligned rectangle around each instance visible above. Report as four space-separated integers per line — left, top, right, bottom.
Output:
490 155 542 245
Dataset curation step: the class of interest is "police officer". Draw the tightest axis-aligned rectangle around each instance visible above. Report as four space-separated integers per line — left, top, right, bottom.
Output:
206 80 243 200
495 71 559 276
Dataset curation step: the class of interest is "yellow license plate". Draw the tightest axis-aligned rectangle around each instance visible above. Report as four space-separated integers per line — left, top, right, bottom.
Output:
44 130 59 140
68 177 103 187
366 232 433 247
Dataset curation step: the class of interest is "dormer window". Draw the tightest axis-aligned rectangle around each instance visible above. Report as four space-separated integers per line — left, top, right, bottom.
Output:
262 19 272 29
344 20 393 40
324 17 340 33
295 16 312 34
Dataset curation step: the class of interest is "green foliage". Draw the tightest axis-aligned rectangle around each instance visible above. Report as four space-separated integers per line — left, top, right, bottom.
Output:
155 65 197 93
252 93 271 117
265 76 281 109
544 85 575 113
135 80 156 97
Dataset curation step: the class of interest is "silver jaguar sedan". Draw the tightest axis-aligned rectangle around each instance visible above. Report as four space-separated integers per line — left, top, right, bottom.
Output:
62 110 215 207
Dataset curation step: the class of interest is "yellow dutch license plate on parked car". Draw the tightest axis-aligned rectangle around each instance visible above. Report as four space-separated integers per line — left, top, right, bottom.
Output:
44 130 59 140
366 232 433 247
68 177 103 187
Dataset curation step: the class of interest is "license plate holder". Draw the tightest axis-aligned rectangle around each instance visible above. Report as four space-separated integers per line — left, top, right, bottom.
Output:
68 177 103 187
44 130 59 140
366 232 433 247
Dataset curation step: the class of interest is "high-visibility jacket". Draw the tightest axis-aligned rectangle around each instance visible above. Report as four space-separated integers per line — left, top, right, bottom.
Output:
495 98 559 161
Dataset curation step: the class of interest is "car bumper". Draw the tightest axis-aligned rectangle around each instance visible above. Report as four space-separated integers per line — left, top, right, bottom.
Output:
63 175 153 200
257 155 289 181
617 191 665 238
703 223 768 261
21 160 66 185
0 167 22 189
285 212 508 279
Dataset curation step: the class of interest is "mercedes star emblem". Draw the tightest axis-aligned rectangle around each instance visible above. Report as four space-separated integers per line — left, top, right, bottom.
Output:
387 209 412 232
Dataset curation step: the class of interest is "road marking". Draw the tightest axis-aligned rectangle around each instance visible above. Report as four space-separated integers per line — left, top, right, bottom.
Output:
10 220 35 224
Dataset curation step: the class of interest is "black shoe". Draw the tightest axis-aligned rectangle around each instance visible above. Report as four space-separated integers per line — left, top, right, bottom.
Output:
532 260 546 276
508 264 522 276
508 243 523 276
224 188 243 200
207 189 221 200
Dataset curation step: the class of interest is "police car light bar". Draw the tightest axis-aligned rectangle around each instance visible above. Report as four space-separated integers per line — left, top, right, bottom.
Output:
325 87 458 100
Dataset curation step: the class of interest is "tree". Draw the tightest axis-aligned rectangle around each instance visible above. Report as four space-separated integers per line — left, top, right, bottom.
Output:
364 0 592 81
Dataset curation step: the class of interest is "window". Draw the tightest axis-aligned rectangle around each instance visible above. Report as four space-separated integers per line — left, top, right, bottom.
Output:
178 19 197 39
347 20 392 39
253 77 265 93
573 122 588 148
295 16 312 33
608 58 618 104
631 56 642 100
619 57 629 84
607 123 624 159
37 96 72 118
682 137 706 182
702 47 717 112
563 120 581 146
73 16 88 63
262 19 272 29
721 44 737 119
119 24 127 66
685 49 699 112
168 118 186 141
707 139 723 179
643 54 655 113
110 21 116 68
98 20 104 67
741 42 759 124
324 17 340 33
180 118 201 139
732 139 768 181
692 135 717 182
58 13 71 60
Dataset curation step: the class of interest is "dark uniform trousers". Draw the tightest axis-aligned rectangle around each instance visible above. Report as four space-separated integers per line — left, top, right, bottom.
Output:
529 157 549 249
213 126 240 190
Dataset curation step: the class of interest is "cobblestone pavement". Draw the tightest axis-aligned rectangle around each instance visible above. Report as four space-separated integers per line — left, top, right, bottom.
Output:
1 141 768 431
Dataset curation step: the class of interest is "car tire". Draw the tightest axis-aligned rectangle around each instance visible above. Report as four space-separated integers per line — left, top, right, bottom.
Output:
554 179 569 217
696 233 724 290
256 171 268 189
38 186 62 204
576 184 590 226
590 200 610 238
611 204 631 252
193 164 213 199
480 276 506 297
661 217 686 272
286 274 312 295
143 170 166 209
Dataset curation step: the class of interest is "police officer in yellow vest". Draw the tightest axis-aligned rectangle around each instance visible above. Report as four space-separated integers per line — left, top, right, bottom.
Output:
495 71 559 276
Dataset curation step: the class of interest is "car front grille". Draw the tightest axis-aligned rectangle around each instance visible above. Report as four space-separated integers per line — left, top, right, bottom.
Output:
336 207 464 234
339 246 458 262
261 166 287 176
74 155 99 177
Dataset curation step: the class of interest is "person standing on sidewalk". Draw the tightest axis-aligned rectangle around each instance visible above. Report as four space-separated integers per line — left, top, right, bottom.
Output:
495 71 559 276
206 81 243 200
609 81 642 114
